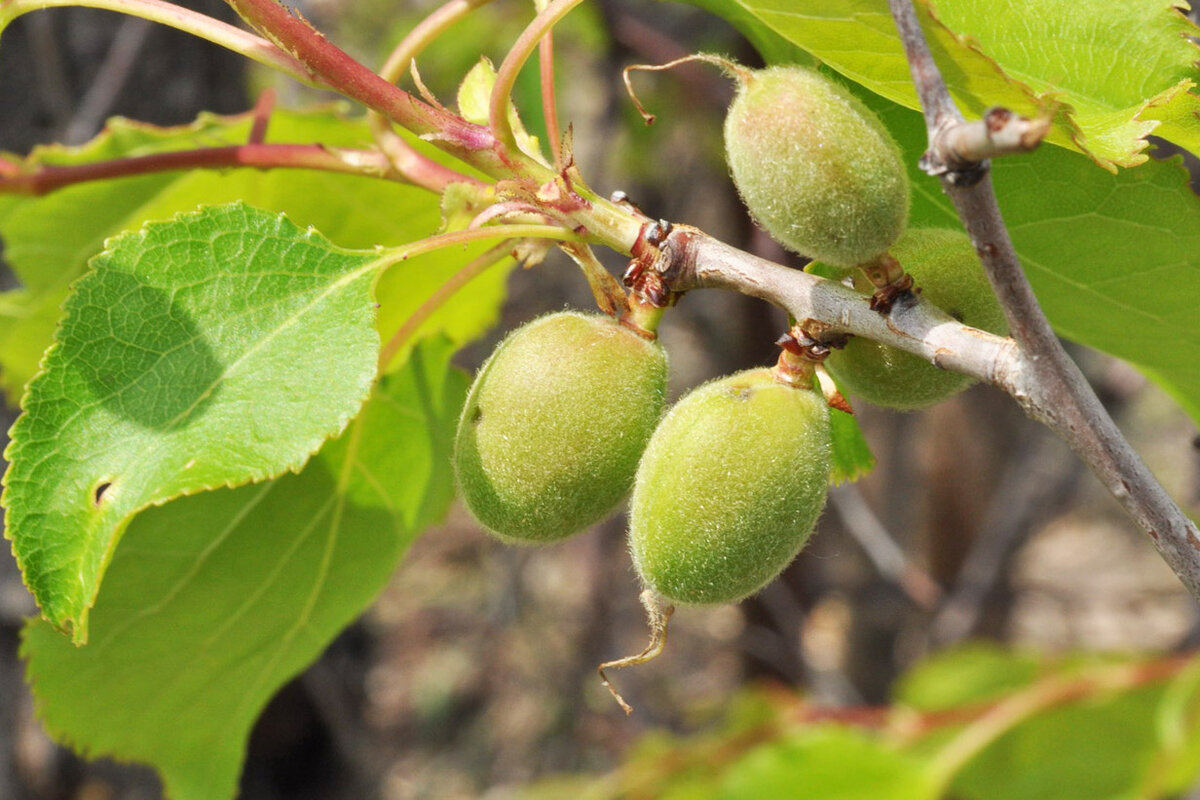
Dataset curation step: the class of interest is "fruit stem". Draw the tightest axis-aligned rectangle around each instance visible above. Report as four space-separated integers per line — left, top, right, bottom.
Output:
620 297 665 339
858 252 914 313
622 54 752 125
772 349 817 390
598 590 674 715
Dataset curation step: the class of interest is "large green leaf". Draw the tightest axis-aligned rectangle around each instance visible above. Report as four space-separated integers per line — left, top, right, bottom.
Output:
0 108 511 394
682 0 1200 169
4 203 390 641
21 337 466 800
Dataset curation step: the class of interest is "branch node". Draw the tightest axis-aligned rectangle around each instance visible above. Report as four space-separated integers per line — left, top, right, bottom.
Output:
922 107 1051 185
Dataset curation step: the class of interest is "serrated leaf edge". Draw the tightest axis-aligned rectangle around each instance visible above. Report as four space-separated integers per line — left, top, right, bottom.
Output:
1 202 389 642
922 0 1200 171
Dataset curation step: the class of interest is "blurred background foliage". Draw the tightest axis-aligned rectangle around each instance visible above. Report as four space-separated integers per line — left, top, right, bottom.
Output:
1 0 1199 798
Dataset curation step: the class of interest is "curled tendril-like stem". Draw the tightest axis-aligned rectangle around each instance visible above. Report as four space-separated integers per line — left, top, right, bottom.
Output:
598 590 674 715
622 53 749 125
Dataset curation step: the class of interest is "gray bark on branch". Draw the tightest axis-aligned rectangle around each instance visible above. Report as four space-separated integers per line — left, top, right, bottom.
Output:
650 223 1200 603
624 0 1200 606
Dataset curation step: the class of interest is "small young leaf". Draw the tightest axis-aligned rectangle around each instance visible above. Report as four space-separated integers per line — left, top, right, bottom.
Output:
21 337 467 800
457 57 547 164
4 202 389 642
829 407 875 484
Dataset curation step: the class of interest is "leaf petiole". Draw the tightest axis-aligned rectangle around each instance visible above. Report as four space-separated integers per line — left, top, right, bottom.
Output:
0 0 314 84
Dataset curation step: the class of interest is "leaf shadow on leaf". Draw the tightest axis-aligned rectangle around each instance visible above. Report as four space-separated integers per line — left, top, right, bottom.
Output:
69 269 223 431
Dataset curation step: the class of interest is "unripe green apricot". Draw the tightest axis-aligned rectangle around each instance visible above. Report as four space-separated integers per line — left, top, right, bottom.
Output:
824 228 1009 409
629 368 831 605
454 312 668 543
724 65 909 267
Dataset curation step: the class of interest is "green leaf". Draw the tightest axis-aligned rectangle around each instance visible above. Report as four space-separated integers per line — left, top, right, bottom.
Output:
949 681 1170 800
864 98 1200 424
1144 660 1200 796
0 108 510 395
666 0 814 66
21 337 467 800
457 57 546 165
718 727 936 800
829 406 874 484
925 0 1200 169
685 0 1200 169
895 643 1042 711
4 203 389 641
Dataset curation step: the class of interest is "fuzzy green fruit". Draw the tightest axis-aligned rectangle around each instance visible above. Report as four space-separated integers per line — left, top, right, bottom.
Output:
455 312 668 543
724 65 909 267
825 228 1009 409
629 368 831 605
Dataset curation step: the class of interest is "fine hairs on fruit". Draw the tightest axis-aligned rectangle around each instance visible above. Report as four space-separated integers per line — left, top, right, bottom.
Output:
723 64 910 267
823 228 1009 409
628 367 832 606
454 311 668 544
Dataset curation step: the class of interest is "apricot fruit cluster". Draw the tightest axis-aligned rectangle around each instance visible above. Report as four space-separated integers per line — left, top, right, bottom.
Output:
454 312 832 607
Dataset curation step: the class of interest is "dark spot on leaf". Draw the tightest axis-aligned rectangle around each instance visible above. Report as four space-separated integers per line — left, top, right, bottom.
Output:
949 309 965 322
471 405 483 424
93 482 112 505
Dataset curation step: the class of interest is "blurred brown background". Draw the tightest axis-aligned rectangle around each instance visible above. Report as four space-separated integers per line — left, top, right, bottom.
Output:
1 1 1199 798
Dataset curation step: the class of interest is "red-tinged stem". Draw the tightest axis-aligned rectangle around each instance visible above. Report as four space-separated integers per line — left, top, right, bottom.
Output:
368 0 494 191
540 31 562 166
490 0 583 155
224 0 506 172
0 0 314 84
0 144 396 196
377 240 513 371
375 223 584 267
247 88 275 144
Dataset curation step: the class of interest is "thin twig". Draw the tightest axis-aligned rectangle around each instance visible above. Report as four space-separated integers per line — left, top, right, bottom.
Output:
829 485 943 610
62 17 152 145
3 0 314 84
645 223 1200 604
880 0 1200 604
490 0 584 155
0 144 398 196
886 0 959 133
